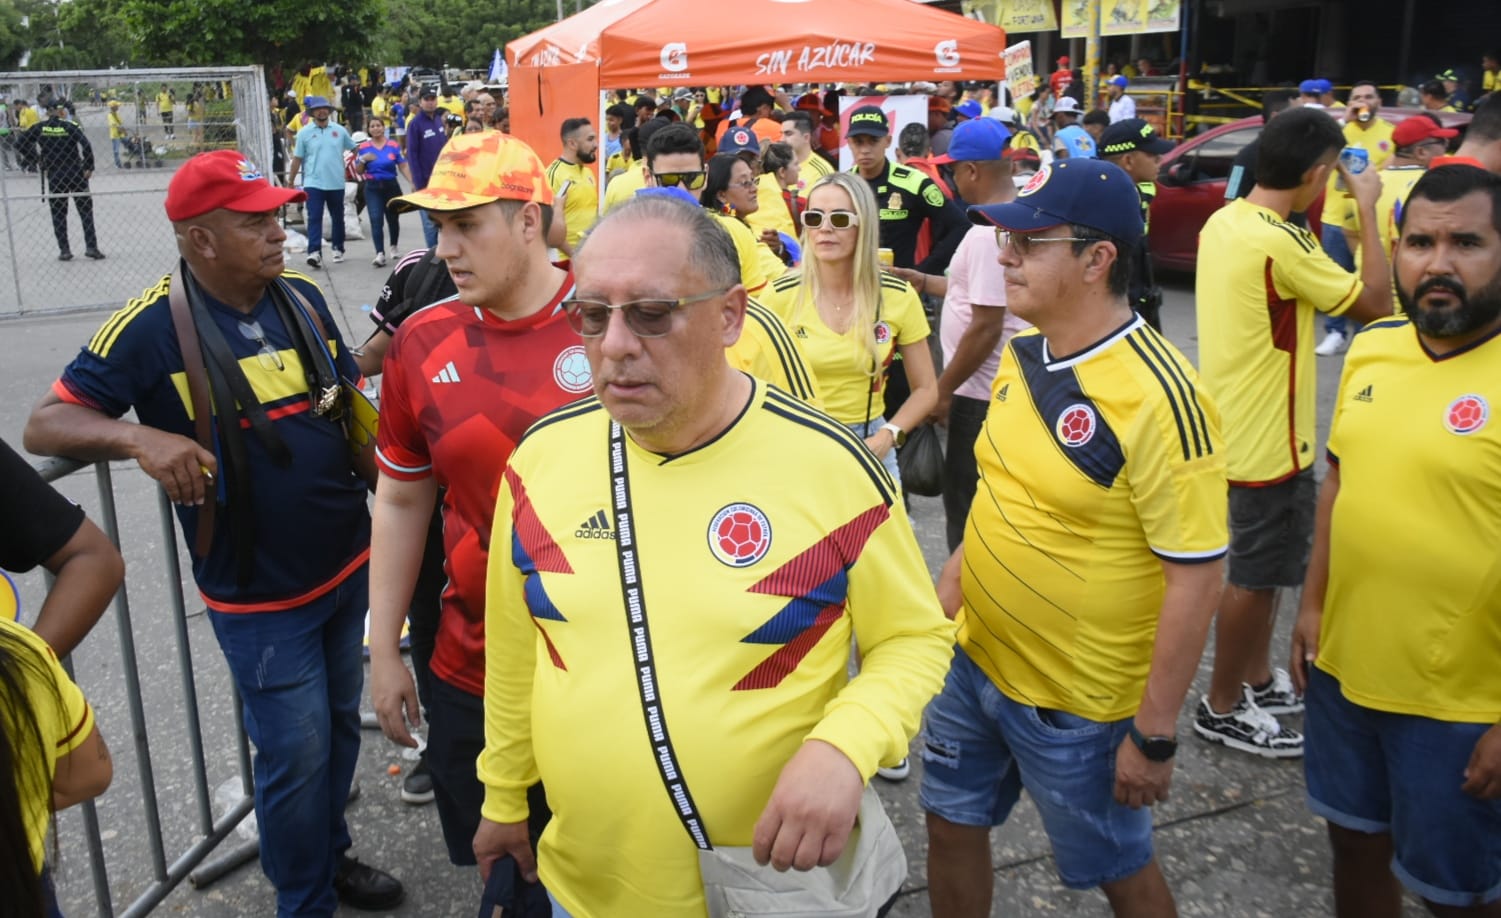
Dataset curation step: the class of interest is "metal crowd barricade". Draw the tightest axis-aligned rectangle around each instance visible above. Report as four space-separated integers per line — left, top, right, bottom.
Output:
38 457 260 917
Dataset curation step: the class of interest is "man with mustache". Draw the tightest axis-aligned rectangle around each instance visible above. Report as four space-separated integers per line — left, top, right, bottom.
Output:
1291 163 1501 917
547 117 599 258
1193 107 1393 760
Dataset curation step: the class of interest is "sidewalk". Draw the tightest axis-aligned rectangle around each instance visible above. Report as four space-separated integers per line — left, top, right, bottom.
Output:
0 265 1422 916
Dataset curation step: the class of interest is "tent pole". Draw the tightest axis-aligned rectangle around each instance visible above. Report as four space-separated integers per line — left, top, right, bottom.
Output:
599 86 608 216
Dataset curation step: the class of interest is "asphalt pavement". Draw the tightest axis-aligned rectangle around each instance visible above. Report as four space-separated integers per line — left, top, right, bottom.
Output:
0 252 1427 916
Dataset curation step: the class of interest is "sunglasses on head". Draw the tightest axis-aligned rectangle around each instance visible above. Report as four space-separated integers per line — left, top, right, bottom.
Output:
652 170 706 190
802 209 858 229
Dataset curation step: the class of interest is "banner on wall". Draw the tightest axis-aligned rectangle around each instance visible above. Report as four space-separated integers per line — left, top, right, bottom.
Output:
1073 0 1183 36
962 0 1057 34
836 95 928 171
1002 41 1036 98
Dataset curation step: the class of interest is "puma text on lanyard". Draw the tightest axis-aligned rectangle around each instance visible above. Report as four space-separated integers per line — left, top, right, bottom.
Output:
608 420 713 850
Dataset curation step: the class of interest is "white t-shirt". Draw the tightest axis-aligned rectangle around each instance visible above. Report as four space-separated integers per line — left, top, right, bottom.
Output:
1108 94 1137 123
940 225 1031 402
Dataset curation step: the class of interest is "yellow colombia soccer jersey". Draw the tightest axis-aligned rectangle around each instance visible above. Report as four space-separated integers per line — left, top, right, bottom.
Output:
1351 164 1426 312
747 172 797 242
603 163 647 213
712 212 771 294
545 158 598 253
794 152 834 203
760 272 928 425
730 299 820 405
959 318 1227 720
1317 319 1501 723
1 619 95 872
480 381 954 918
1321 117 1396 229
1196 198 1360 484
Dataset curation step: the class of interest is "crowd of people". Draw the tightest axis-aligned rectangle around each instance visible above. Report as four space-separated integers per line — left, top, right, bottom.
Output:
2 57 1500 918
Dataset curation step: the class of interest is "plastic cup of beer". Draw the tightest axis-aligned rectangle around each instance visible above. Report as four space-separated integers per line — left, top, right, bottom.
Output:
878 248 894 267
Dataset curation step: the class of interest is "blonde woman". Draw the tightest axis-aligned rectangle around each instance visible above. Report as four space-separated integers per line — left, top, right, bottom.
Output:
760 172 937 483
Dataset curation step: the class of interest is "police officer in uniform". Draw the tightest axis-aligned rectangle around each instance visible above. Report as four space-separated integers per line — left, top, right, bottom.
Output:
22 100 103 261
846 105 968 275
1097 118 1174 331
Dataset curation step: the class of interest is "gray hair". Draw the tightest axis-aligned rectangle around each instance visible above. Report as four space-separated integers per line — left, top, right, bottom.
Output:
580 194 741 288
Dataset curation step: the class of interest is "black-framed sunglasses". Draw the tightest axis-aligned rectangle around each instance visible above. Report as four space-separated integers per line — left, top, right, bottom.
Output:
237 318 285 371
563 288 730 338
803 209 858 229
652 170 706 190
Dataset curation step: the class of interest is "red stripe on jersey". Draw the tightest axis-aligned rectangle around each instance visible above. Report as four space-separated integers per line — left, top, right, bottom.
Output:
238 399 310 428
505 466 574 576
202 547 370 613
749 504 889 598
1265 257 1300 484
53 377 105 411
534 618 568 671
733 605 844 691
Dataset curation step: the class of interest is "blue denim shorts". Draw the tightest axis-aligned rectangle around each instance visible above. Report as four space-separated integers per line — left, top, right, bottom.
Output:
1305 667 1501 907
918 649 1154 889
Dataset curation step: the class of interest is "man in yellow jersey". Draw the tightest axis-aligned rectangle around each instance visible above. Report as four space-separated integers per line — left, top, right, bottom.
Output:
546 117 599 258
1350 115 1457 311
1193 107 1393 759
924 159 1227 918
156 82 175 140
780 110 833 205
1291 164 1501 917
106 99 125 168
1420 80 1458 114
473 194 953 917
1314 81 1396 356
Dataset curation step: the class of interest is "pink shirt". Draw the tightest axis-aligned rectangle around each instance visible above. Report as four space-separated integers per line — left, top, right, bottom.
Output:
940 225 1030 402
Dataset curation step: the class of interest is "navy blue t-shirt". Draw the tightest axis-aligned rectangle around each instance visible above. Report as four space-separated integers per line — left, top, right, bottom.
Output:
54 270 370 611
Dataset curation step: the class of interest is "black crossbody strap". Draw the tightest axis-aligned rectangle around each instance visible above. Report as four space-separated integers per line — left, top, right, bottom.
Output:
608 420 713 851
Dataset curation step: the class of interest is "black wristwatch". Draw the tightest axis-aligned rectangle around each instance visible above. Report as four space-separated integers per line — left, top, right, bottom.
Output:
1128 722 1178 762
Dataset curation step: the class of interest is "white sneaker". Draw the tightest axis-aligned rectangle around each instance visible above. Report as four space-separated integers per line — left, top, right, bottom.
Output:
331 250 346 264
1193 686 1303 758
875 757 910 781
1248 666 1304 715
1314 330 1348 356
373 252 387 268
306 252 322 268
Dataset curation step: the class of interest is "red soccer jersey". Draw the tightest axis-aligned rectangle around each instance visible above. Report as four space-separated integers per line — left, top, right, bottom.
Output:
375 274 586 695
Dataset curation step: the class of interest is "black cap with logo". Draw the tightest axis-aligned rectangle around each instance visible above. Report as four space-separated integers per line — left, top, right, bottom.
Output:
846 105 890 138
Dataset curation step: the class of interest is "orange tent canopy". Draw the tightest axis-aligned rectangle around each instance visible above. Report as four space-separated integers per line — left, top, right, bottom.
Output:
507 0 652 69
598 0 1006 87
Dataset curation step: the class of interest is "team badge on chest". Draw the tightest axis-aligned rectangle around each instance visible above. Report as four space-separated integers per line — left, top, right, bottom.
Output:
708 503 772 567
1445 394 1489 435
873 321 892 345
553 345 593 393
1056 403 1097 447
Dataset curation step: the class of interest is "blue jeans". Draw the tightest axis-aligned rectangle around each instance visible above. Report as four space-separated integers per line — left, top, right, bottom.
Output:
110 137 123 168
363 179 402 255
208 568 368 917
845 418 902 486
1305 668 1501 907
419 210 439 248
919 649 1153 889
1320 224 1355 335
304 186 346 257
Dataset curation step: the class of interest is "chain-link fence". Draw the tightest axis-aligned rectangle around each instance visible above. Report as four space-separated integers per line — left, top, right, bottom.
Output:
0 66 274 317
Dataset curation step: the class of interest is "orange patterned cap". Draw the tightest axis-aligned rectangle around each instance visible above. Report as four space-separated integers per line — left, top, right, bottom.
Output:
391 132 553 213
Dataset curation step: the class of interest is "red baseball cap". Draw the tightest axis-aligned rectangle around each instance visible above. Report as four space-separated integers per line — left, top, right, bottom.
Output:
165 150 305 222
1392 118 1459 148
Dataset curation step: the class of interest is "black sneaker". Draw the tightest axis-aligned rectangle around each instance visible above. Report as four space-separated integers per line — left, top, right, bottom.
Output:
400 754 434 805
1193 686 1303 759
85 248 106 260
1248 667 1304 716
58 251 73 261
333 855 404 911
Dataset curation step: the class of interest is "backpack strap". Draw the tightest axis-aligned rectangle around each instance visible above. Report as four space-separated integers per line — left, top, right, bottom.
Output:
167 266 216 559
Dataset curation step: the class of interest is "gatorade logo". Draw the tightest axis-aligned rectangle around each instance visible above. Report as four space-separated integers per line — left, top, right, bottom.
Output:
934 40 961 69
660 43 689 73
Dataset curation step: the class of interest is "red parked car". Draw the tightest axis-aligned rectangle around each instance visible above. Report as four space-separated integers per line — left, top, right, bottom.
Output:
1148 107 1472 272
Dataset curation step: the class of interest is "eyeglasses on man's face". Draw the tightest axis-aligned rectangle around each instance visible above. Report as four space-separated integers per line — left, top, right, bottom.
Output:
563 288 729 338
995 228 1097 256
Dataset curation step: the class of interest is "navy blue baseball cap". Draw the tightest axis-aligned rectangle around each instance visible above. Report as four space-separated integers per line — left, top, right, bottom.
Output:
719 125 761 157
967 159 1144 247
932 118 1012 164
